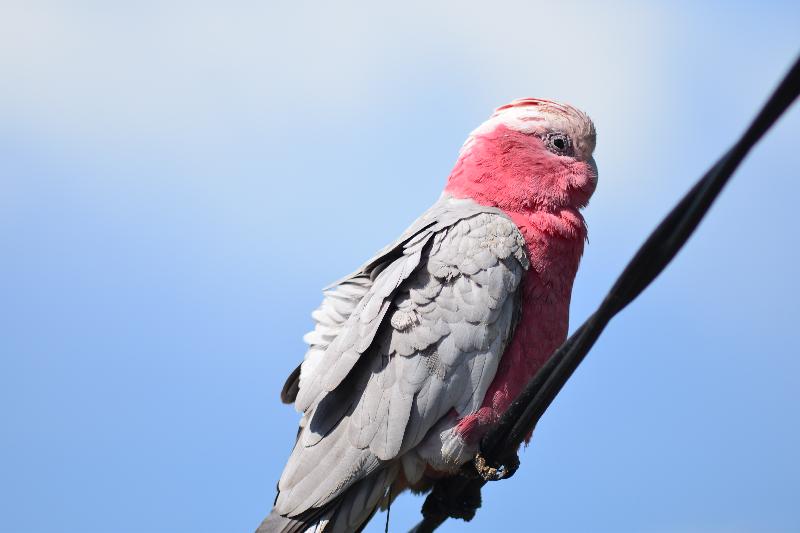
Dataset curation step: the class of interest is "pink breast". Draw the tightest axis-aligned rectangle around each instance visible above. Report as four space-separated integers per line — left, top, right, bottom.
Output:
455 209 585 441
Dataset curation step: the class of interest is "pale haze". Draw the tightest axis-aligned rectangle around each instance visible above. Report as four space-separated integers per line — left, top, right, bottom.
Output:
1 2 799 532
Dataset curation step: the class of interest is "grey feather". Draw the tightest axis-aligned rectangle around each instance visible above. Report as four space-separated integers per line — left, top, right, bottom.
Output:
267 195 529 530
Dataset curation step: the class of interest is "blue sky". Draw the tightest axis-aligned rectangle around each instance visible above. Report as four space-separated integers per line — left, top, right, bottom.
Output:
1 2 799 532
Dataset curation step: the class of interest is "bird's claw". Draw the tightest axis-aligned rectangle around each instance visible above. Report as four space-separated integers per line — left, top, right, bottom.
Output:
473 451 520 481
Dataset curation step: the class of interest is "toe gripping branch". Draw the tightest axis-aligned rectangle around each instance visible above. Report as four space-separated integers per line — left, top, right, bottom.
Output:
414 450 520 533
473 450 520 482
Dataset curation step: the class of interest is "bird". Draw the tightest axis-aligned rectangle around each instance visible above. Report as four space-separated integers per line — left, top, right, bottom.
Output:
257 98 597 533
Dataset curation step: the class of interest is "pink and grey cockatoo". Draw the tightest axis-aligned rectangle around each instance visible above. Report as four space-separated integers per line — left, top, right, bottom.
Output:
257 98 597 532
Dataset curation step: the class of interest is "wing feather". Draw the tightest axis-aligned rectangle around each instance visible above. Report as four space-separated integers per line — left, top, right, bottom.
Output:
274 196 529 522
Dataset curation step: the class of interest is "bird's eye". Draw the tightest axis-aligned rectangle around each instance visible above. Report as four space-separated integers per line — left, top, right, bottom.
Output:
544 132 573 156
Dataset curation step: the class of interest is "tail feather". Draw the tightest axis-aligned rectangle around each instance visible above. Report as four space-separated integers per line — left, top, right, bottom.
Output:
255 507 330 533
257 465 399 533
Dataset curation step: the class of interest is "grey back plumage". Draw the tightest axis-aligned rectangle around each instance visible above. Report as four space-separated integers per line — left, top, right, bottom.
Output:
268 195 529 532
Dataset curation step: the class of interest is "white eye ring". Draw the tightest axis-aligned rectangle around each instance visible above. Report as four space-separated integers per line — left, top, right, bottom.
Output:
543 132 573 155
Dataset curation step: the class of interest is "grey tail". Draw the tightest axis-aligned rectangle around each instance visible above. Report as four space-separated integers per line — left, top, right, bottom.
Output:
255 507 326 533
256 465 398 533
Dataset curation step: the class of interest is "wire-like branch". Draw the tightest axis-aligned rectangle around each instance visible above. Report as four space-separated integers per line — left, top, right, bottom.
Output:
408 53 800 533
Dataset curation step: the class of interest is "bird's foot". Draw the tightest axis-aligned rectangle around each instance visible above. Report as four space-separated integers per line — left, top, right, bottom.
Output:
473 450 520 481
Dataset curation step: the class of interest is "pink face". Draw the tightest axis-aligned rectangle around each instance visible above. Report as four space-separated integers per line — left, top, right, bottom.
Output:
445 99 597 214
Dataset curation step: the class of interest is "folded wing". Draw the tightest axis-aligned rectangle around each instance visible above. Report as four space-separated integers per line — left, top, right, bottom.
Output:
274 196 529 526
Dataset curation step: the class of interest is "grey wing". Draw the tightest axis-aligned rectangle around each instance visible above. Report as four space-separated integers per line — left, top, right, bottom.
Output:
290 195 511 413
280 274 372 405
274 204 529 521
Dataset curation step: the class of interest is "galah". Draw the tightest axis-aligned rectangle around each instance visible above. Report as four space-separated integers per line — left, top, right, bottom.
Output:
257 98 597 533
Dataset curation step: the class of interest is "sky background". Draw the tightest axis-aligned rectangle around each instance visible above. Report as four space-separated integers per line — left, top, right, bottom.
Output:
1 2 799 532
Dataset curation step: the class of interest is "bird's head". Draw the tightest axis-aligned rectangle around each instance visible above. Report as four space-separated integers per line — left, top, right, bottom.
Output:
445 98 597 214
